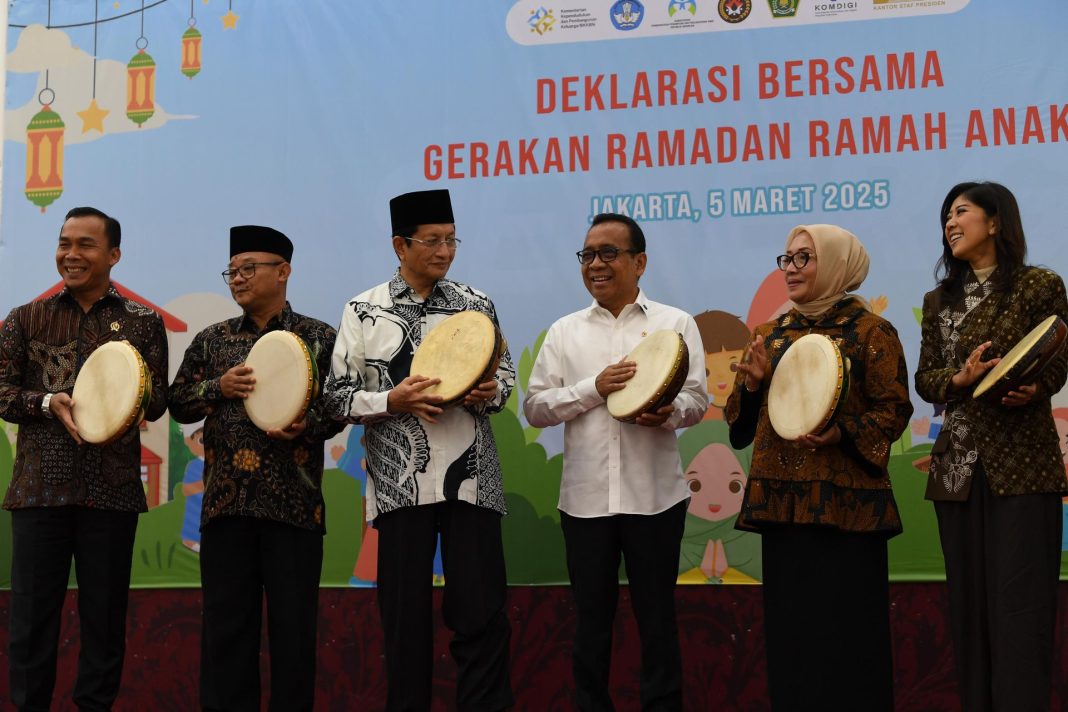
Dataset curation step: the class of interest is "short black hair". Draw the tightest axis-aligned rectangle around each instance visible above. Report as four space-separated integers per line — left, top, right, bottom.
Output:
590 212 645 253
393 225 417 240
63 206 121 249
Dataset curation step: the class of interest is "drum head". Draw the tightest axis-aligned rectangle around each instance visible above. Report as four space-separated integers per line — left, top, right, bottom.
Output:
767 333 844 441
410 311 499 405
606 330 685 421
244 331 315 431
72 341 148 444
973 315 1062 399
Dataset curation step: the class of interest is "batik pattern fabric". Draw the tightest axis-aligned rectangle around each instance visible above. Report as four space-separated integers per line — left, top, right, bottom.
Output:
916 266 1068 499
325 271 514 520
169 303 342 532
0 285 169 512
724 298 913 535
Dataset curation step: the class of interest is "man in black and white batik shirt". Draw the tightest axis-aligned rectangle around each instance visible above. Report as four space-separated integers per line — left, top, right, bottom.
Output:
325 188 515 711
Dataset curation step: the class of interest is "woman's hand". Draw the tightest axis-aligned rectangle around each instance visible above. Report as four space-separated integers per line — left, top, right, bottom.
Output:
1001 383 1036 407
949 341 1000 392
797 424 842 451
736 335 768 392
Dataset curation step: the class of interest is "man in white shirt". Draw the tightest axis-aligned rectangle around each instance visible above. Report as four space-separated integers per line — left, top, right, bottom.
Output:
524 213 708 711
325 189 514 711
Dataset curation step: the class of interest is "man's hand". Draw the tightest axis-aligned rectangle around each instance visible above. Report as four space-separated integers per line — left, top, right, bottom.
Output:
267 419 308 440
49 392 83 445
221 365 256 399
596 360 636 399
387 375 445 423
635 404 674 428
463 379 498 406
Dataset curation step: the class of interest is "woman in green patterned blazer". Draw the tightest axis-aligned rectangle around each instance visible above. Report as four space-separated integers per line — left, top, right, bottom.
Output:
916 181 1068 712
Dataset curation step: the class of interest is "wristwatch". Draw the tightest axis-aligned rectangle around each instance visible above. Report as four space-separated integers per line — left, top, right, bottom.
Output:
41 393 54 418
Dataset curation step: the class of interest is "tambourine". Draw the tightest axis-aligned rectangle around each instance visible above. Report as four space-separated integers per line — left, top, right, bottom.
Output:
606 330 689 423
243 330 319 431
767 333 850 441
410 311 505 408
72 340 151 444
973 314 1067 401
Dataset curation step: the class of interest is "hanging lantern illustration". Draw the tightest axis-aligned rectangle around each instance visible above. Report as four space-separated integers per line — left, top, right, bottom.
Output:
181 24 202 79
126 43 156 126
25 91 65 213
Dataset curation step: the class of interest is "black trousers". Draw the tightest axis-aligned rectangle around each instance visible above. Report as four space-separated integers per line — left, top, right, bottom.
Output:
934 463 1062 712
199 516 323 712
559 500 688 712
760 524 894 712
375 501 513 712
8 506 138 712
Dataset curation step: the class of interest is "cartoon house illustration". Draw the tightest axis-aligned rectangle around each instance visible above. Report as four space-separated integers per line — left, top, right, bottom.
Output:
24 280 188 508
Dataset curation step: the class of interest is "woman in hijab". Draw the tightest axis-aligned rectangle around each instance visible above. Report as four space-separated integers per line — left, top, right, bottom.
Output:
915 181 1067 712
725 224 913 712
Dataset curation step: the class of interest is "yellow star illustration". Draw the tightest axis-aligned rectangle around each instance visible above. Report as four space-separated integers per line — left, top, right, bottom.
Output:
77 99 109 134
221 9 239 29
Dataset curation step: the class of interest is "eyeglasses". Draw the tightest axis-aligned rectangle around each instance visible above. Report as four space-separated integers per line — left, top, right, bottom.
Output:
575 246 639 265
221 261 283 284
775 252 815 271
407 237 461 250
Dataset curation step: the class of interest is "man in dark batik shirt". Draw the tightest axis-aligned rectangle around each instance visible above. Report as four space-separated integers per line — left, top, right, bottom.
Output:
169 225 341 712
0 206 169 712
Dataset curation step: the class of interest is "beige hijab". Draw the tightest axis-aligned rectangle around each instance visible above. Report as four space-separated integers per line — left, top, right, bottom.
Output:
785 224 871 319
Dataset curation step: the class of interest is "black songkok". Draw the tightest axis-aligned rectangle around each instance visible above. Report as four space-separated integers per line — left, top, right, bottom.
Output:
389 189 454 234
229 225 293 262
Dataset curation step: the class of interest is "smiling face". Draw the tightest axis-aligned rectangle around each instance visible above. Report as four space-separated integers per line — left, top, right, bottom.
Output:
581 220 646 316
227 250 289 314
56 215 120 302
685 443 747 522
944 195 998 270
706 348 744 408
783 230 817 304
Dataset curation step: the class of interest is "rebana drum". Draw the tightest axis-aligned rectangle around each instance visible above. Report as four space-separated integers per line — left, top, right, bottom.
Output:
72 340 151 444
243 331 319 431
410 311 505 408
973 314 1067 401
767 333 850 441
606 330 689 423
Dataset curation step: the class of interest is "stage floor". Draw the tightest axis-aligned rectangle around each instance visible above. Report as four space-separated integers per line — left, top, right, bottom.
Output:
1 584 1066 710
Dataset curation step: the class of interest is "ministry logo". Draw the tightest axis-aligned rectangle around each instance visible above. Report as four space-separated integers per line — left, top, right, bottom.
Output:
528 7 556 34
718 0 752 22
668 0 697 16
610 0 645 30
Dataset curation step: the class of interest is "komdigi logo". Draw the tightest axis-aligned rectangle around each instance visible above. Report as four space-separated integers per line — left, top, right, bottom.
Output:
610 0 645 29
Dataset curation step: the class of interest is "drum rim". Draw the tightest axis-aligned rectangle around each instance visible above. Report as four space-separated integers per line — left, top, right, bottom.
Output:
973 314 1067 400
607 330 687 422
72 340 150 445
767 333 846 440
243 330 317 431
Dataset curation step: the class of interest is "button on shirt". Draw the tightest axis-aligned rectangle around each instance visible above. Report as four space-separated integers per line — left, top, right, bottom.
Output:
324 271 515 520
523 291 708 517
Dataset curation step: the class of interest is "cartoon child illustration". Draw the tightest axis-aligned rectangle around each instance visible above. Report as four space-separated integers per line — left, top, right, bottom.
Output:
693 310 750 418
676 421 761 583
181 422 206 554
1052 408 1068 550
